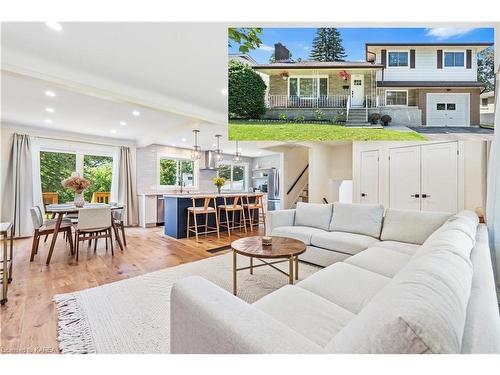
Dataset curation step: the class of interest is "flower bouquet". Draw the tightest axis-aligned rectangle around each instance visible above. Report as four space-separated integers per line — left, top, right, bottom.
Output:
212 177 226 194
62 172 91 207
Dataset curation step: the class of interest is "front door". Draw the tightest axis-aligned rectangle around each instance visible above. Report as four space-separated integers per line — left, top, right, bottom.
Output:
350 74 364 107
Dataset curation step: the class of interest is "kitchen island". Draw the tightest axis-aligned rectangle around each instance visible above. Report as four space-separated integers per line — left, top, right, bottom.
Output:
163 193 260 239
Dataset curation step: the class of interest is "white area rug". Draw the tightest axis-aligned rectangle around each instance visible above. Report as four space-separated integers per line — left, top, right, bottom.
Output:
54 253 320 354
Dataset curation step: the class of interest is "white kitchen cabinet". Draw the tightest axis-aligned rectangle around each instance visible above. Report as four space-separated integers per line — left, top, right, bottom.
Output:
138 194 159 228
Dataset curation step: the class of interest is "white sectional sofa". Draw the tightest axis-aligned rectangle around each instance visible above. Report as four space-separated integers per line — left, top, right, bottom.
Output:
170 203 500 354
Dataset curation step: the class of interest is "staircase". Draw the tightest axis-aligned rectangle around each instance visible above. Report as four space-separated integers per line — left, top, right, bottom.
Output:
346 107 369 126
291 184 309 208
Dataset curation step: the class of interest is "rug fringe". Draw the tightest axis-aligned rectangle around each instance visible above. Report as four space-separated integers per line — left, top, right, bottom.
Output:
53 294 97 354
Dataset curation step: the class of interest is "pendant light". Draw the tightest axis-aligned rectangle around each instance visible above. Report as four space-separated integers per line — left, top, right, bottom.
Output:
191 129 202 160
214 134 224 162
233 141 242 163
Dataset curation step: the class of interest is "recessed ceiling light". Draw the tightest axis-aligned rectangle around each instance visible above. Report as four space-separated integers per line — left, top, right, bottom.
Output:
44 119 53 124
221 88 228 96
172 144 177 147
110 129 117 134
45 90 56 97
45 107 55 113
258 151 263 155
181 138 187 142
132 110 140 116
45 22 63 32
212 143 217 147
120 121 127 126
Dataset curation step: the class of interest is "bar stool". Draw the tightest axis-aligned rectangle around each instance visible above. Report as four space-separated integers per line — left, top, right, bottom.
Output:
187 195 220 241
243 193 266 231
218 195 247 236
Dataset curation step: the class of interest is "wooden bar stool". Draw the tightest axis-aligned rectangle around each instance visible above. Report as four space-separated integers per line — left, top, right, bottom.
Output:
243 193 266 231
218 195 247 236
187 195 220 241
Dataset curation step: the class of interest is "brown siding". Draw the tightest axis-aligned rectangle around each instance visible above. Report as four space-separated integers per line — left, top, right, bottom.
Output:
328 73 349 95
269 75 288 95
437 50 443 69
410 49 415 69
417 88 480 125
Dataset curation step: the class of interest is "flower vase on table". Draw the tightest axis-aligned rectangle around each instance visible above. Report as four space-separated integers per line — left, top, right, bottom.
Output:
61 172 91 208
74 192 85 208
212 177 226 195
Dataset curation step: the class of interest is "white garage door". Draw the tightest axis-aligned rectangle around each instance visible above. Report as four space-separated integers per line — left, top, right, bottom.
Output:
426 93 469 127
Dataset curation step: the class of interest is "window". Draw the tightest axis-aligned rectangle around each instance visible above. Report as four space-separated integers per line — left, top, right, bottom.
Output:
482 98 488 107
353 79 362 86
83 155 113 202
288 76 328 98
40 151 77 204
388 52 408 67
444 52 464 67
159 157 195 187
446 103 456 111
436 103 446 110
385 90 408 106
217 163 247 191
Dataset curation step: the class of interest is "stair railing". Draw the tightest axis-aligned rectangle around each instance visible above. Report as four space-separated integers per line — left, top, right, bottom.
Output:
365 95 369 122
346 95 350 121
287 164 309 195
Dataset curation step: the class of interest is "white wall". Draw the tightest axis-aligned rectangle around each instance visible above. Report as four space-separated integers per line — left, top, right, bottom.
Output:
352 140 488 211
373 46 478 82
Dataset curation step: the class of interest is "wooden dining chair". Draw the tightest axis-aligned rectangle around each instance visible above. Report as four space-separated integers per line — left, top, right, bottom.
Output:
91 192 110 204
29 207 74 263
74 207 113 262
112 207 127 247
218 195 247 236
187 195 220 241
243 193 266 231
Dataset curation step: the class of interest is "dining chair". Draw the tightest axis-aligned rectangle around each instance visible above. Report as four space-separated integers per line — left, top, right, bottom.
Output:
186 195 220 241
218 195 247 236
29 207 74 263
74 207 113 262
111 207 127 247
243 193 266 231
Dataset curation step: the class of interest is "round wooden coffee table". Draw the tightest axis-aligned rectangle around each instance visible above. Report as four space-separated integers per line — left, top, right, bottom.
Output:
230 236 306 296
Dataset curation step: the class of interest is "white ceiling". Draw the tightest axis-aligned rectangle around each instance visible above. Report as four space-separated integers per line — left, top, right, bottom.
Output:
1 22 275 157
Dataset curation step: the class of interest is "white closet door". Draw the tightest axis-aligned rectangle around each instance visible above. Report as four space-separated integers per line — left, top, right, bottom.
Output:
389 145 421 210
360 150 379 204
421 142 458 213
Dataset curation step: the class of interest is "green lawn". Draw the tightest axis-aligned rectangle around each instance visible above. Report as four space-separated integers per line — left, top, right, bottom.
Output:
228 121 427 141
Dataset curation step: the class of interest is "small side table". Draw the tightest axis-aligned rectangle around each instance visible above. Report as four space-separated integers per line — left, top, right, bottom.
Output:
1 222 14 305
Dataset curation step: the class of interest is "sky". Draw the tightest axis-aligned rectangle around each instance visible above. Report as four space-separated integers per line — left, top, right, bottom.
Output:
228 27 494 64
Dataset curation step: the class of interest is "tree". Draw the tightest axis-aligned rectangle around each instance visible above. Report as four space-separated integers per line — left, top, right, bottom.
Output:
478 46 495 92
228 28 263 53
228 60 267 119
309 28 346 62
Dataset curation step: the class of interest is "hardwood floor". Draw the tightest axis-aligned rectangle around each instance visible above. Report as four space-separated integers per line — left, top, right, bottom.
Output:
0 225 262 353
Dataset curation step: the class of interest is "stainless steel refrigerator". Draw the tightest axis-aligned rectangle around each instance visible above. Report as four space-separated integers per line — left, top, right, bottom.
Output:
253 167 280 211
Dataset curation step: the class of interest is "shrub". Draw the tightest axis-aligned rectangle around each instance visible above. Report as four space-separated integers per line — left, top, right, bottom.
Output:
314 109 325 121
294 115 305 123
381 114 392 126
369 113 381 125
228 60 267 119
278 112 288 121
331 115 346 124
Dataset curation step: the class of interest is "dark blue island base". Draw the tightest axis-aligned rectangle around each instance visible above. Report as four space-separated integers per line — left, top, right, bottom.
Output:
163 194 260 239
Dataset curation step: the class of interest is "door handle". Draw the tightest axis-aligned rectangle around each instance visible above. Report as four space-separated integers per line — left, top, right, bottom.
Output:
361 193 366 197
421 194 430 198
411 194 420 198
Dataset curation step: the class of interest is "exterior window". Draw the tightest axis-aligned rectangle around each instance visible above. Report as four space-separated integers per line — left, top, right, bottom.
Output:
40 151 77 204
444 52 464 67
159 157 195 187
388 52 408 67
386 90 408 106
300 78 314 97
436 103 446 110
83 155 113 202
217 163 247 191
447 103 456 110
353 79 362 86
289 78 298 96
481 98 488 107
319 78 328 96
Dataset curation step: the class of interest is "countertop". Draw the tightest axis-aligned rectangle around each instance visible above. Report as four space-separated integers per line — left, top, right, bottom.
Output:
163 192 258 198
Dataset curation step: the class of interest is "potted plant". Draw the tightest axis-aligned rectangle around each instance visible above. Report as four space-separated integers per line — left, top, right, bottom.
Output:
381 114 392 126
369 113 381 125
62 172 91 207
212 177 226 194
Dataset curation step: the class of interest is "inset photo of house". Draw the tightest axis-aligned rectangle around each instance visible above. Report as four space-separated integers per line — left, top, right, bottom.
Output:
228 27 495 141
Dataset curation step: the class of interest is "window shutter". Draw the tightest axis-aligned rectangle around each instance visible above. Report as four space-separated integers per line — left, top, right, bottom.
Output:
410 49 415 69
437 49 443 69
381 49 386 67
466 49 472 69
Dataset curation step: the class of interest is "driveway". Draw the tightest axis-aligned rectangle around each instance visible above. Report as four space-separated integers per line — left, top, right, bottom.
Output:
409 126 494 141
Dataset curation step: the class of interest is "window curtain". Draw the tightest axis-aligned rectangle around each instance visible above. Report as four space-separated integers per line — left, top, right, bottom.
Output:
117 146 138 226
1 133 35 237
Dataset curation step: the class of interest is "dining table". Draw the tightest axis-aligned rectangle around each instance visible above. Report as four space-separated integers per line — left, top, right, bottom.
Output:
44 203 125 265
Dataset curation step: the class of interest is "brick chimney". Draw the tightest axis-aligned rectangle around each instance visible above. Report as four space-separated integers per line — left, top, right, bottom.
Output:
274 43 291 62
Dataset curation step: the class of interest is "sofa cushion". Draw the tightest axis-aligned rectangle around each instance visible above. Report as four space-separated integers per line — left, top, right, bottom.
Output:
417 224 475 262
380 209 452 245
425 211 478 245
326 248 473 354
271 226 326 246
299 246 351 267
377 241 420 256
310 231 379 256
344 247 412 278
297 262 390 314
294 202 333 231
253 285 355 347
330 203 384 238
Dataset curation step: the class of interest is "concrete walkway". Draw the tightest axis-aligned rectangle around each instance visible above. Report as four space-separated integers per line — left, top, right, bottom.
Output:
409 126 494 141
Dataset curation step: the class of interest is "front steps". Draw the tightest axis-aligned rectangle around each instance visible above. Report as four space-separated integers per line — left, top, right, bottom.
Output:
346 107 369 126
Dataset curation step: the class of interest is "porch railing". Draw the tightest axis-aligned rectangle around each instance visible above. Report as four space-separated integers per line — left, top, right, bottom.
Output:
267 95 349 109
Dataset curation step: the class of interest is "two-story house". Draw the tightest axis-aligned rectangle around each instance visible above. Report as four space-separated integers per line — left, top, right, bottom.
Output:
253 42 492 126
